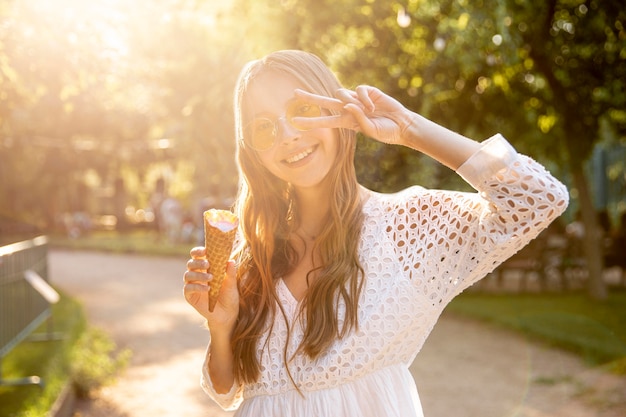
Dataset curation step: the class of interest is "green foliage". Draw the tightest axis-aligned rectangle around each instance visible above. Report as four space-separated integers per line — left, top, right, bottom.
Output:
69 327 131 398
0 288 130 415
448 290 626 366
232 0 624 189
0 292 85 417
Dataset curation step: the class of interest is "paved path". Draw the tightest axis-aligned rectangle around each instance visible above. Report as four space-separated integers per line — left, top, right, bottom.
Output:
49 249 626 417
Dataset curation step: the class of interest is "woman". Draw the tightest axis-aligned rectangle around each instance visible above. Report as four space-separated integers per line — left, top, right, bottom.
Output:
183 50 569 416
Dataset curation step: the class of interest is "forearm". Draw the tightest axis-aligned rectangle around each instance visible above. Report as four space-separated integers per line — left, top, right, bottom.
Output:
400 111 481 171
207 329 235 394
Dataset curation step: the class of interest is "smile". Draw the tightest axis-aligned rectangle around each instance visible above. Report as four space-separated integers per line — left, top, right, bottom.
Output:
284 146 315 164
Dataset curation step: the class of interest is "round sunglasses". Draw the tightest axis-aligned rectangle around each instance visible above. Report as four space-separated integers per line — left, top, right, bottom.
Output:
243 99 322 151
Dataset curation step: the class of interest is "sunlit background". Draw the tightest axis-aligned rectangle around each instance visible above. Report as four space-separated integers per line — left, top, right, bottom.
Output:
1 0 245 235
1 1 625 415
1 0 625 249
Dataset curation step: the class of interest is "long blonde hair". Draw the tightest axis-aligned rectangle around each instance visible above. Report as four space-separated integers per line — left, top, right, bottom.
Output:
230 50 364 385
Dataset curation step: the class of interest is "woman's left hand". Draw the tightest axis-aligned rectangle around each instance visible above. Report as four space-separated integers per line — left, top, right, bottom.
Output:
293 85 412 145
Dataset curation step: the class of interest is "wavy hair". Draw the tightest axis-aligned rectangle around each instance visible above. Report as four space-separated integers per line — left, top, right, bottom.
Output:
230 50 365 385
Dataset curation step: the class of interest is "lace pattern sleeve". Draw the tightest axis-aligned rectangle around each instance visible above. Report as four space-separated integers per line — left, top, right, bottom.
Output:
388 134 569 306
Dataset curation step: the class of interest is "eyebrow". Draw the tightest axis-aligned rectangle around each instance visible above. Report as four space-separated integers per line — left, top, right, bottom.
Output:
248 97 300 119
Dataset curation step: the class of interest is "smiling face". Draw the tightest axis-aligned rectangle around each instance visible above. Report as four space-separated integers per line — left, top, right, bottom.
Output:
243 71 339 192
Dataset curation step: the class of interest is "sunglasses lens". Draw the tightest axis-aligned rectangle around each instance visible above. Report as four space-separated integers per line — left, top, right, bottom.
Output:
244 100 321 151
287 99 321 124
247 118 275 151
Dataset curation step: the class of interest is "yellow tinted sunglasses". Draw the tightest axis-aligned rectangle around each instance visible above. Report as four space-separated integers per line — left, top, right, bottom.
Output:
243 99 322 151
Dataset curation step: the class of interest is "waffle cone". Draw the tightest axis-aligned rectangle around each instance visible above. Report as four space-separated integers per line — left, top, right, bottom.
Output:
203 209 238 312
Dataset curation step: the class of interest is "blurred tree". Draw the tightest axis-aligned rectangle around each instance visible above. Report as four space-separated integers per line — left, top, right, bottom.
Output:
0 0 248 232
123 0 249 210
0 0 150 228
508 0 625 300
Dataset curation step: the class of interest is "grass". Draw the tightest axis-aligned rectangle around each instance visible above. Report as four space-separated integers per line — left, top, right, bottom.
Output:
0 292 85 417
0 291 130 417
49 229 192 258
448 290 626 370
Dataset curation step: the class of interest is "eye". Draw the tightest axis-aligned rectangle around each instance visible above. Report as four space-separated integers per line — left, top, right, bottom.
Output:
294 104 313 117
287 100 321 119
251 118 274 135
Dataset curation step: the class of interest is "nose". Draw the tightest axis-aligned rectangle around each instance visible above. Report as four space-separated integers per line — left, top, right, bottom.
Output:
275 117 300 145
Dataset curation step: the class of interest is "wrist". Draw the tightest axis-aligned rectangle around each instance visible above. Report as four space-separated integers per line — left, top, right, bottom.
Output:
399 111 425 150
208 321 234 338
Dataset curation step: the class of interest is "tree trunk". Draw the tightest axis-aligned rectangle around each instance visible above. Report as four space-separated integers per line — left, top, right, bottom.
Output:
571 165 607 300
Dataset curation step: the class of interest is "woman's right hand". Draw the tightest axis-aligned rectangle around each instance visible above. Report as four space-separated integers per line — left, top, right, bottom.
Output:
294 86 410 146
183 246 239 333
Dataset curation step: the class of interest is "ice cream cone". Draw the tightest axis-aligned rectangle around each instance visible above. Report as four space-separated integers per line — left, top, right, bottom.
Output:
203 209 238 312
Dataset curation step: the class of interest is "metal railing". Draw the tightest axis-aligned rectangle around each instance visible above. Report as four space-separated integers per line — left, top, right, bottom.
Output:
0 235 59 387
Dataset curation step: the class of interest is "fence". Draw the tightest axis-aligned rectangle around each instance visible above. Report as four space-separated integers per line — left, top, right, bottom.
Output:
0 235 59 387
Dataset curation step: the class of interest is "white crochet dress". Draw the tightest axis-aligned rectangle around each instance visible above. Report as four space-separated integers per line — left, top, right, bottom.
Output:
200 135 569 417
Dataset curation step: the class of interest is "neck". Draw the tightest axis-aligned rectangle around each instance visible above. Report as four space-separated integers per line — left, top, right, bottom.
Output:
293 186 330 241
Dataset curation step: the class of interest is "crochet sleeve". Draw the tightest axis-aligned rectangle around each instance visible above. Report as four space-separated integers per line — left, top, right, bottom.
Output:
199 343 244 411
389 134 569 305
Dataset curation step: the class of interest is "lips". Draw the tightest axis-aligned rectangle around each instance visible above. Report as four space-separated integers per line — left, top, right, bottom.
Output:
283 146 316 164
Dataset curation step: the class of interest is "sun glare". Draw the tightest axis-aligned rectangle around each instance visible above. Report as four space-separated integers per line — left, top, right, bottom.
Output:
11 0 234 64
14 0 131 60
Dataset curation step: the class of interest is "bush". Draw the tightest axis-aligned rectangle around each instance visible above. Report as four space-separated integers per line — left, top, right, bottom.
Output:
69 327 132 398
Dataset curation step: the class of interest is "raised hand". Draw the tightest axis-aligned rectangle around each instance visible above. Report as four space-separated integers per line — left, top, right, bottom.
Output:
293 85 413 145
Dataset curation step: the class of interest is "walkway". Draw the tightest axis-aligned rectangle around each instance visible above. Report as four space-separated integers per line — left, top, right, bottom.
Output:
49 249 626 417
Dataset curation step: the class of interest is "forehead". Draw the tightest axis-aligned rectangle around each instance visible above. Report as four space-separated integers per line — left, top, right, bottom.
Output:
244 71 304 118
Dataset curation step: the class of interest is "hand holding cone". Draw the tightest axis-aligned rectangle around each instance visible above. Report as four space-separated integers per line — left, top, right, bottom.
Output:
203 209 238 312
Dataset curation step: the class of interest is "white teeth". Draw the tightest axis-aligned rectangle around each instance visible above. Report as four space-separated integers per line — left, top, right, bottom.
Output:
285 147 314 164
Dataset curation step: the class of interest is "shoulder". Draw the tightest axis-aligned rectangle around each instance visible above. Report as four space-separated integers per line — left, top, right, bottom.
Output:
363 185 464 216
362 186 424 209
361 186 483 235
361 186 427 232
